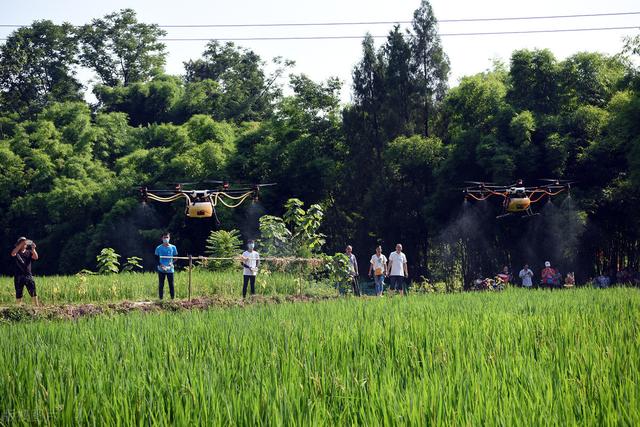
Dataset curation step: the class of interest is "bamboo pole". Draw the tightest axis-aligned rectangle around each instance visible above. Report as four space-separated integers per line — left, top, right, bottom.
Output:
188 255 193 302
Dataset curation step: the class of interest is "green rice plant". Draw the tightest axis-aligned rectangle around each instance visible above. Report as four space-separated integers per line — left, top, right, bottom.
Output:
0 288 637 425
0 268 335 305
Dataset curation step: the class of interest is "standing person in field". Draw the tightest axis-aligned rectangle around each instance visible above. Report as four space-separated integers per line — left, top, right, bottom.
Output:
519 264 534 288
241 240 260 298
155 232 178 300
540 261 557 290
368 245 388 296
388 243 408 295
345 245 360 296
497 266 512 285
10 237 39 305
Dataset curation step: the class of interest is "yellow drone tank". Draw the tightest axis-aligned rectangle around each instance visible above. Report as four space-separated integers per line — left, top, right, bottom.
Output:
506 197 531 212
186 202 214 218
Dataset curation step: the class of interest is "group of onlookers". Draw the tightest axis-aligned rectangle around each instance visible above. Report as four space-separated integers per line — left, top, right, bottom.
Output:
10 232 639 305
497 262 574 289
346 244 409 297
522 262 574 288
588 268 640 288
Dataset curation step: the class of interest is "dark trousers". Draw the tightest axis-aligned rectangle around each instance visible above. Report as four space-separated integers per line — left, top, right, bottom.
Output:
390 275 405 292
14 275 36 299
350 276 361 296
158 272 175 299
243 275 256 297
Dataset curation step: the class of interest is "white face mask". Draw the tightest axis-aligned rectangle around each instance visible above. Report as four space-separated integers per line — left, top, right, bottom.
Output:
163 238 170 244
247 243 254 250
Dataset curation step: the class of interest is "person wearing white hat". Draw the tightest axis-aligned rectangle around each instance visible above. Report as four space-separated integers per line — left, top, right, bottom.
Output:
540 261 557 289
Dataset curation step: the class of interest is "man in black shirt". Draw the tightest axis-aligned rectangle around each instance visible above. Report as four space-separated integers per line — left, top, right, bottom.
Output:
10 237 39 305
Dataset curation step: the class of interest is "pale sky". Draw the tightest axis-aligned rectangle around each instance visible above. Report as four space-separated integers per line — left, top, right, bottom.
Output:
2 0 639 103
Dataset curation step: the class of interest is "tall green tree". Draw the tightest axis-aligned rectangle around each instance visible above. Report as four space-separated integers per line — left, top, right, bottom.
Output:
411 0 450 137
507 49 560 114
230 74 344 210
0 21 81 115
79 9 167 87
382 26 414 139
350 33 386 162
94 74 184 126
559 52 628 108
184 41 291 121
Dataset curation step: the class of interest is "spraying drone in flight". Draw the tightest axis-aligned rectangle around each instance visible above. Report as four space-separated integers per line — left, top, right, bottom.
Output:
462 179 575 218
140 181 275 222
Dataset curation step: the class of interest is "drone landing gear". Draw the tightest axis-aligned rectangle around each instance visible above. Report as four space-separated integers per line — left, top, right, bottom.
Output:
496 208 539 219
213 207 221 227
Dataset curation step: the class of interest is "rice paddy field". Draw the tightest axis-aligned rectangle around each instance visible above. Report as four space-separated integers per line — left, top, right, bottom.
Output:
0 287 638 425
0 270 333 305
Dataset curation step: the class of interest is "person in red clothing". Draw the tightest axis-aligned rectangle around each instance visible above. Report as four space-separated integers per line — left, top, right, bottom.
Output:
540 261 557 290
497 266 512 285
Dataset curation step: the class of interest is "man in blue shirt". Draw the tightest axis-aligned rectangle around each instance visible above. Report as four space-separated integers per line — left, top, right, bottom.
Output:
155 232 178 300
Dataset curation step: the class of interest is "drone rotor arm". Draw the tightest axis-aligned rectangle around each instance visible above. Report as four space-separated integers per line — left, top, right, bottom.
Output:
528 187 566 203
486 189 508 197
465 192 492 201
529 193 547 204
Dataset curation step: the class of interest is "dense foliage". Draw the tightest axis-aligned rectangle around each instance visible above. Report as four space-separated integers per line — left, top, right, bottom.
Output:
1 3 639 282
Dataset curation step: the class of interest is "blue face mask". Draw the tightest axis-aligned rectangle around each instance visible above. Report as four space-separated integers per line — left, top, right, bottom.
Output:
247 243 254 250
163 238 170 244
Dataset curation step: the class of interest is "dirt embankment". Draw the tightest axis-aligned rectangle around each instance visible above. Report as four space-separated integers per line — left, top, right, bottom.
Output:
0 294 335 323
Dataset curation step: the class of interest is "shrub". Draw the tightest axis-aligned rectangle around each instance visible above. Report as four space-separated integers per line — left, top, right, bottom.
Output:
204 229 242 270
96 248 120 275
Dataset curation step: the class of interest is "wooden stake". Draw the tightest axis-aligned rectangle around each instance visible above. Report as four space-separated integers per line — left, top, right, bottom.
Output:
188 255 193 302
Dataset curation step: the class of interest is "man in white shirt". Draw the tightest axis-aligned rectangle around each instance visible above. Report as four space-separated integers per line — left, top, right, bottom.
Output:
519 264 534 288
345 245 360 296
388 243 408 295
241 240 260 298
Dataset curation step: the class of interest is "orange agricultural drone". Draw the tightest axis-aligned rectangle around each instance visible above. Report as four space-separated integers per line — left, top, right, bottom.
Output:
462 179 575 218
140 181 275 221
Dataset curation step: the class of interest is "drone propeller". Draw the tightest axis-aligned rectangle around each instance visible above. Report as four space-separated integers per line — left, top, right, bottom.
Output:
539 178 575 184
463 181 496 185
462 188 493 193
219 183 277 192
174 180 225 186
144 189 182 194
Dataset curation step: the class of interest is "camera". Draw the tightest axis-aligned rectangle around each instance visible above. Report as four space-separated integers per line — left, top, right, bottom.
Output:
25 240 34 249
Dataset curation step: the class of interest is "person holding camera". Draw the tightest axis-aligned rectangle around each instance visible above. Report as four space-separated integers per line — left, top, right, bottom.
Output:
10 237 39 305
519 264 534 288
